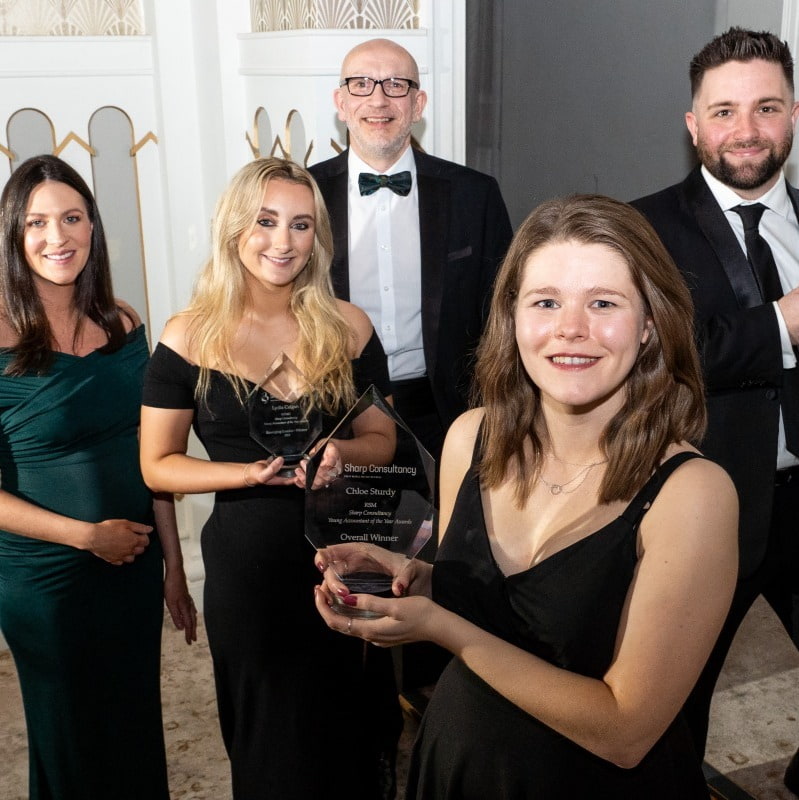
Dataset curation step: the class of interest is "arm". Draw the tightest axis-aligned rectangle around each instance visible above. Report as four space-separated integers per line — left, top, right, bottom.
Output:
140 317 293 494
139 404 290 493
317 430 737 768
153 492 196 644
0 488 152 565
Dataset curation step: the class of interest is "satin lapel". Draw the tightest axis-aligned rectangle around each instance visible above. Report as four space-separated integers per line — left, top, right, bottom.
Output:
416 155 449 381
323 160 351 301
684 168 761 308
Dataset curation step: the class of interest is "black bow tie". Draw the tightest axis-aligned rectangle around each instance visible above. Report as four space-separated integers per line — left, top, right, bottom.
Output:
358 171 412 196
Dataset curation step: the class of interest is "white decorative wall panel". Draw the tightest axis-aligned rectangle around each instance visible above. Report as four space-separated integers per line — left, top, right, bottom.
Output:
250 0 419 31
0 0 143 36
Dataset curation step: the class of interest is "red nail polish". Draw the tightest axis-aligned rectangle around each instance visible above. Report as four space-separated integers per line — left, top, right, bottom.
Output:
342 595 358 607
336 587 349 597
316 562 326 572
396 583 407 596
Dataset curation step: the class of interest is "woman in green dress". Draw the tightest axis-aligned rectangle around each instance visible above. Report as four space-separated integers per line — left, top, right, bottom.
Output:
0 155 196 799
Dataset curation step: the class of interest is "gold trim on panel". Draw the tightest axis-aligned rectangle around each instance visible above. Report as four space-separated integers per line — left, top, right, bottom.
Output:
0 143 13 159
270 135 288 159
54 132 96 157
88 105 153 336
7 107 57 160
130 132 158 156
246 130 260 159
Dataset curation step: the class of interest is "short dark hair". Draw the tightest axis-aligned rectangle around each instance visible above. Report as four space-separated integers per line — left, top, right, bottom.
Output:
0 155 125 374
690 27 794 96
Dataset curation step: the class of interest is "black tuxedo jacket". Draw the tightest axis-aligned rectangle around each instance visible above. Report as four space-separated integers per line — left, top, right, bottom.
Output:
633 166 799 578
310 149 512 430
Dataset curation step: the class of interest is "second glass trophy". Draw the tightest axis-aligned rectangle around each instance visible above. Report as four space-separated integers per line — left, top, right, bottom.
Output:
305 385 435 618
248 353 323 476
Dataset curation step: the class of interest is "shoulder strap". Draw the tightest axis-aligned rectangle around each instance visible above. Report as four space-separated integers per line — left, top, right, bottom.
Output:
620 452 704 528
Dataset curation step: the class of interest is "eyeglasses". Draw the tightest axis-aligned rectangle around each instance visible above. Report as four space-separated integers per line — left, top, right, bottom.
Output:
339 76 419 98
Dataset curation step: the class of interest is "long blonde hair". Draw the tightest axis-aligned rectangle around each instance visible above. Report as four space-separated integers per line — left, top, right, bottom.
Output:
181 158 356 412
474 195 706 506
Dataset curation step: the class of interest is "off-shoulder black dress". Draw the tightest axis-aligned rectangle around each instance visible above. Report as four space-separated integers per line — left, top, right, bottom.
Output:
143 331 401 800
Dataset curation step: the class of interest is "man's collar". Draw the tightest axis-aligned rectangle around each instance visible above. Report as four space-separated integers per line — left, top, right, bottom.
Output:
701 164 790 216
347 146 416 180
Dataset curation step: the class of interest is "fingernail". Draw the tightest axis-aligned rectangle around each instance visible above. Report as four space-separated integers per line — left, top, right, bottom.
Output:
316 562 326 572
396 583 407 596
336 587 350 597
342 595 358 607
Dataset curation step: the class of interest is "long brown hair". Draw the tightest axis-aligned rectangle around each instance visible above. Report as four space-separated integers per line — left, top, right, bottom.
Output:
0 155 127 375
474 194 706 505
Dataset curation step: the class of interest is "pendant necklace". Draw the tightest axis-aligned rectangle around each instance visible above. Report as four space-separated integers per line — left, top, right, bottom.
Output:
538 455 607 495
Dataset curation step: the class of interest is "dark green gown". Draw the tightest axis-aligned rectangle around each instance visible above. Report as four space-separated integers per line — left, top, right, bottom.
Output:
0 326 169 800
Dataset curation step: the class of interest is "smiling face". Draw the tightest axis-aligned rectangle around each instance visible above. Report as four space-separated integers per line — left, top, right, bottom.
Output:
23 180 93 290
334 39 427 172
237 178 316 292
514 240 653 419
686 58 799 199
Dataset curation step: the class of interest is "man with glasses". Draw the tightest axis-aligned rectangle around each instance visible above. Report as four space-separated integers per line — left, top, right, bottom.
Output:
310 37 512 799
311 38 511 465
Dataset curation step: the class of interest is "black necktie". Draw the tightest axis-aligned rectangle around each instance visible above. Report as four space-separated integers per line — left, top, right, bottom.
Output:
732 203 799 454
731 203 784 302
358 171 412 197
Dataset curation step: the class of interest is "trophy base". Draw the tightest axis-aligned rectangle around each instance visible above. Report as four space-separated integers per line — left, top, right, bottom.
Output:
332 571 393 619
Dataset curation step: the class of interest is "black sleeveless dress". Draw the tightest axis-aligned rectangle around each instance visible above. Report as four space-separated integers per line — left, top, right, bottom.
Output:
406 448 709 799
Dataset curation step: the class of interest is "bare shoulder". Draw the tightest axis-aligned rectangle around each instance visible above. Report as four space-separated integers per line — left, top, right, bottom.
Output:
158 313 195 361
642 447 738 553
115 299 142 332
442 408 485 471
336 300 374 355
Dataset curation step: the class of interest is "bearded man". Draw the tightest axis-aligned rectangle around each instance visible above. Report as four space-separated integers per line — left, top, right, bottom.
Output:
632 27 799 793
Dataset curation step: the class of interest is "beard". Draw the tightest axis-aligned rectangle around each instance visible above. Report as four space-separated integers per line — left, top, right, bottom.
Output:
697 131 793 191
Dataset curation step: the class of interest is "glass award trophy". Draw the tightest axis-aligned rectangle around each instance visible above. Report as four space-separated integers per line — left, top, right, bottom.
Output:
248 353 323 477
305 385 436 618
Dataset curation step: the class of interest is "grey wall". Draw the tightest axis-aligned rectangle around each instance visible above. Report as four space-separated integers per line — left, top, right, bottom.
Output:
468 0 784 227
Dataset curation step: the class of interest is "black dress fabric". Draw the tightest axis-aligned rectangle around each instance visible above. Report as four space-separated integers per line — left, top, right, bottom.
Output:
142 330 401 799
406 445 709 799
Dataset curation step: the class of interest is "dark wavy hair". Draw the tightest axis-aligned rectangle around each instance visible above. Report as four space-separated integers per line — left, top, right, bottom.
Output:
0 154 127 375
690 27 794 96
474 194 706 506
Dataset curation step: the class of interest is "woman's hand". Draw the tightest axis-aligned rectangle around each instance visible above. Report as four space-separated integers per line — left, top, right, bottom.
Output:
242 457 297 487
315 542 433 599
84 519 153 565
313 585 441 647
164 567 198 645
294 440 343 490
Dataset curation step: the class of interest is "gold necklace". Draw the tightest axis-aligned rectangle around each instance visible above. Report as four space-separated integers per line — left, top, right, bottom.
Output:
538 457 607 495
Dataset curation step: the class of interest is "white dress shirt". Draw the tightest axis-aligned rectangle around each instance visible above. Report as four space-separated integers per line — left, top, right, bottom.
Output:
702 165 799 468
347 147 425 382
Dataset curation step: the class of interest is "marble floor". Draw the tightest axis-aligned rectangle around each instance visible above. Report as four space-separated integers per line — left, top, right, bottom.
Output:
1 596 798 799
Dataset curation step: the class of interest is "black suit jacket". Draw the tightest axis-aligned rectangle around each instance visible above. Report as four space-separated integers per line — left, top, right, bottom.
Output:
310 149 512 430
633 166 799 578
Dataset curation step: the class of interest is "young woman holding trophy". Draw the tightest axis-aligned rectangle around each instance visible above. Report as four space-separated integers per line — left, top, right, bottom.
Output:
140 157 401 799
315 195 738 798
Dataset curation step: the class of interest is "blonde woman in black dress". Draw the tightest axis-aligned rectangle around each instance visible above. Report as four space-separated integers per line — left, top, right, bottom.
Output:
140 157 401 799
